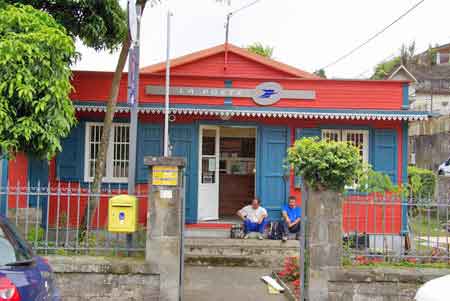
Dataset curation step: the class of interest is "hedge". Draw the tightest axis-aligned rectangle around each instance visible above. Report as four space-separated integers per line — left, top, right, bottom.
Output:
408 166 437 198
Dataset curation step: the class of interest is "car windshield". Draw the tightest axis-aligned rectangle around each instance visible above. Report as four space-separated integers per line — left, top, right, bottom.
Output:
0 218 33 266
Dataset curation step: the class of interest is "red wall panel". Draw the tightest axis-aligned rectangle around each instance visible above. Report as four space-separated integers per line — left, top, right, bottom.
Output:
7 153 28 208
70 72 406 111
170 52 293 78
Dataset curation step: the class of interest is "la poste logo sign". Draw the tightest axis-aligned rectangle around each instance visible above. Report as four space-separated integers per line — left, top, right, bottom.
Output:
146 82 315 106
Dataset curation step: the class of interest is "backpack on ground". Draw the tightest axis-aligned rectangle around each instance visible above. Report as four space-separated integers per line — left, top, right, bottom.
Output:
268 221 283 240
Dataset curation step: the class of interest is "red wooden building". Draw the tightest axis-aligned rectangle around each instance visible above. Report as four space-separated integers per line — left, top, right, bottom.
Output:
3 44 428 236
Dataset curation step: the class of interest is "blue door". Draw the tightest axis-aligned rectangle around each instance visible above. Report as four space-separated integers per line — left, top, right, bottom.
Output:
170 124 199 223
257 126 289 220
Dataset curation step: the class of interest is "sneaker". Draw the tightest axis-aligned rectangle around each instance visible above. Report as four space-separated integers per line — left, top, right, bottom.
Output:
282 236 288 242
258 234 264 240
243 234 249 239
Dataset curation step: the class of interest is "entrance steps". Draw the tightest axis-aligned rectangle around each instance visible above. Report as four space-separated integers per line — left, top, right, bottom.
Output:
184 238 298 269
185 223 233 239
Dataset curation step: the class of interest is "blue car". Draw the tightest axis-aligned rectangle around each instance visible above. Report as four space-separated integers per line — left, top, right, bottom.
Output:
0 216 59 300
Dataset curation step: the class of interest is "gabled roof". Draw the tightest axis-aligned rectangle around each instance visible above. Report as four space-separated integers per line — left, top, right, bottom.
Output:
388 65 418 82
140 43 320 79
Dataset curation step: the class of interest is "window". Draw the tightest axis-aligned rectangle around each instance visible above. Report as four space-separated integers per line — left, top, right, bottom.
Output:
84 122 130 182
321 129 369 163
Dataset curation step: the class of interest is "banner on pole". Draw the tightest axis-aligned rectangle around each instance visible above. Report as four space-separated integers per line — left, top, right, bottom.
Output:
128 46 138 105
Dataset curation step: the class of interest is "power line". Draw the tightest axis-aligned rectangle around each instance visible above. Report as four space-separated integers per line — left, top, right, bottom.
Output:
354 52 397 78
225 0 264 46
230 0 263 16
319 0 425 71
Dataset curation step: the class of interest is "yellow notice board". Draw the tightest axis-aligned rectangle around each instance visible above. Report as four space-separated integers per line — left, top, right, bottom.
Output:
152 166 178 186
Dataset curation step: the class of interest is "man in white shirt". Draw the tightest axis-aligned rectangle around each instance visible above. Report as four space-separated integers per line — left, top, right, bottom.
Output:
236 198 268 240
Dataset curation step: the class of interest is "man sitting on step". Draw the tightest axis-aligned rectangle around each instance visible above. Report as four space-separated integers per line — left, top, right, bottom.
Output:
236 198 268 240
281 196 301 241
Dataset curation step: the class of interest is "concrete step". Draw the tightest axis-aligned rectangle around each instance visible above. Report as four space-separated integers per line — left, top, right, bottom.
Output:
184 238 299 268
185 227 231 238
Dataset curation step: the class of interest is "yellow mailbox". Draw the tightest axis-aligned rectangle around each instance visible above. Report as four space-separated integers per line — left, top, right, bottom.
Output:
108 195 138 233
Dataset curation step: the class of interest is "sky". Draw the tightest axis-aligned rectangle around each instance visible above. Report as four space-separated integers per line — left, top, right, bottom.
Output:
73 0 450 79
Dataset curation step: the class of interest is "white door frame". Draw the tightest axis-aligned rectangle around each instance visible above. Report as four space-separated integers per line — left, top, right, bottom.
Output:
197 125 220 221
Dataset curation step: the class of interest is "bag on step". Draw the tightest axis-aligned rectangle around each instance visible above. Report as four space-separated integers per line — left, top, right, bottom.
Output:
230 224 243 239
268 221 283 240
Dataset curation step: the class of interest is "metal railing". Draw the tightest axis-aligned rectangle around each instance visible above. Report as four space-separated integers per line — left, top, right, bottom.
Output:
0 182 148 256
343 193 450 264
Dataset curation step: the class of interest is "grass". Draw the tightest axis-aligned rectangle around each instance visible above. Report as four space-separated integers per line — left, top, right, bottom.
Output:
345 261 450 269
410 212 448 237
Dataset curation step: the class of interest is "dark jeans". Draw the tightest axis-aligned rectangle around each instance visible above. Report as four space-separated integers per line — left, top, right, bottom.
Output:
282 220 300 235
243 218 268 234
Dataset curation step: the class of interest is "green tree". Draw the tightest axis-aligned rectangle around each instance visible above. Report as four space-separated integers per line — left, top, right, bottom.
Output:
0 0 128 233
371 41 417 80
0 4 77 159
5 0 127 51
246 42 274 58
313 69 327 78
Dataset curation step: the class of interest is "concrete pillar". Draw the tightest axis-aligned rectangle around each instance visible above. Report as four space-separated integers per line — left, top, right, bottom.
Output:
144 156 185 301
305 186 343 301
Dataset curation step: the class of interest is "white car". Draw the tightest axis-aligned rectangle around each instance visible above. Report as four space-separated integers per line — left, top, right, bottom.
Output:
415 274 450 301
437 158 450 176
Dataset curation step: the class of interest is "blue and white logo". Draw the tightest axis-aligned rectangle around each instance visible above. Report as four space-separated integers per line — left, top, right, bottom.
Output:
253 82 283 106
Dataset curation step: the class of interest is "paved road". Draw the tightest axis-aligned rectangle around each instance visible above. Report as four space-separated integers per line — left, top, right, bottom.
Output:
184 266 287 301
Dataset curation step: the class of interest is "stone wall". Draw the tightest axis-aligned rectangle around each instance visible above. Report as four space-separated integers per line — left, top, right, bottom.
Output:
47 256 160 301
328 267 450 301
409 117 450 170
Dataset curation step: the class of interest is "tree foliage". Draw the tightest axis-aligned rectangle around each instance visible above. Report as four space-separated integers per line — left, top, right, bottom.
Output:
408 166 436 198
246 42 274 58
287 137 363 192
0 4 77 159
358 166 397 193
369 41 442 80
314 69 327 78
4 0 127 51
371 56 401 80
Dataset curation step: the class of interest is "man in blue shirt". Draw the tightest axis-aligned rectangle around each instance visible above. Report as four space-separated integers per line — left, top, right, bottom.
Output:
281 196 301 241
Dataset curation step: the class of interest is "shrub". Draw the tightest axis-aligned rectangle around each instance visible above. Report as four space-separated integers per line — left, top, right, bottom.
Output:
408 166 436 198
358 166 400 194
287 137 363 192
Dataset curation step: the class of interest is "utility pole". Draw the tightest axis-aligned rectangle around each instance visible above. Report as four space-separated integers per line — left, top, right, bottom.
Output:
223 0 262 69
127 0 141 248
164 11 173 157
127 0 141 196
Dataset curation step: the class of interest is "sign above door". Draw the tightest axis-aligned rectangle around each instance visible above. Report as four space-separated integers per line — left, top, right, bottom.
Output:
145 82 315 106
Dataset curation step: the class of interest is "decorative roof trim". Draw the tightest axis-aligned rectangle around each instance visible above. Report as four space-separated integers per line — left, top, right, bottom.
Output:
74 103 428 121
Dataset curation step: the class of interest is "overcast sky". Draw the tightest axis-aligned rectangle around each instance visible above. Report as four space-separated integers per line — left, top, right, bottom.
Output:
73 0 450 79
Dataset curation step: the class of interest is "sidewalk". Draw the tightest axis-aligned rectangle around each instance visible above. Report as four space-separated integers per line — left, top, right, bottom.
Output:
184 266 287 301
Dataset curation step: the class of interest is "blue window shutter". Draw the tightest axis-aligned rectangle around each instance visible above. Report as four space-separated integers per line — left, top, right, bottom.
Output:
0 159 7 215
136 123 162 183
56 121 85 181
372 129 397 183
294 128 321 188
28 157 49 207
170 124 198 223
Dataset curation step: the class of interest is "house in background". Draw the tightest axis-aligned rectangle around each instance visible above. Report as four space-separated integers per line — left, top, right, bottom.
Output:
388 43 450 115
1 44 427 247
386 43 450 169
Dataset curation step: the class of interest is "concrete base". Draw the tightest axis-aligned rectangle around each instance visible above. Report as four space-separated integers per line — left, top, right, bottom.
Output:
47 256 159 301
